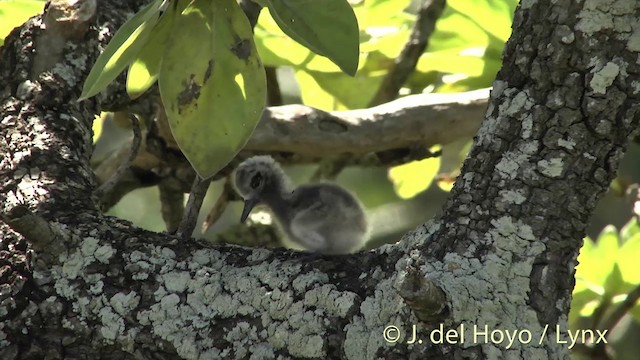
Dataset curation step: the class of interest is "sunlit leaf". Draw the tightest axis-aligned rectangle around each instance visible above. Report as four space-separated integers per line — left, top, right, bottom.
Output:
159 0 266 179
388 146 441 199
618 233 640 284
413 0 516 92
126 0 190 99
306 70 385 110
575 227 619 292
353 0 411 29
294 70 338 110
569 288 600 327
92 113 105 143
620 217 640 242
79 0 163 100
603 264 625 296
0 0 44 46
447 0 514 42
266 0 359 75
578 299 600 317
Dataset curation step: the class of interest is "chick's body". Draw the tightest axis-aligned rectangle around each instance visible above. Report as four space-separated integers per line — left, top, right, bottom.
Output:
234 156 368 254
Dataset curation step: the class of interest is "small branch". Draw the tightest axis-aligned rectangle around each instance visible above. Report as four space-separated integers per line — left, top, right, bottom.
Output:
265 66 283 106
202 178 236 233
159 178 185 233
396 265 448 321
176 175 212 240
601 283 640 332
95 114 142 202
369 0 447 106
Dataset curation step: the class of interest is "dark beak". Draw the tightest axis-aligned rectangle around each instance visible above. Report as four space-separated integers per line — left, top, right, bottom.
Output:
240 198 259 223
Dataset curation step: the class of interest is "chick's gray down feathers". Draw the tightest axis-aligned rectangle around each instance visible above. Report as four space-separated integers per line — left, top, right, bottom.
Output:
234 156 368 254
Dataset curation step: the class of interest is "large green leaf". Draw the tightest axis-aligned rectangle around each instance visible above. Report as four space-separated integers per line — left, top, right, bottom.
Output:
266 0 359 75
126 0 191 99
159 0 266 179
79 0 162 100
0 0 45 46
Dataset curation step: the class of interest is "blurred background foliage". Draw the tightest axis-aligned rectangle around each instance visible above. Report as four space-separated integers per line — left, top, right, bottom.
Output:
1 0 639 358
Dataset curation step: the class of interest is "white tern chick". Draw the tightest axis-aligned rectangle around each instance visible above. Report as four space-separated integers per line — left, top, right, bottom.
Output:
233 155 368 255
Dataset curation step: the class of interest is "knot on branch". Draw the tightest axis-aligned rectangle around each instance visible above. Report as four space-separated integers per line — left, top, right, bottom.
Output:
396 265 447 322
3 205 66 257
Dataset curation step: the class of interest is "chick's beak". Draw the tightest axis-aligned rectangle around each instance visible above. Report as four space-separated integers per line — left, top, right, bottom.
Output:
240 198 259 223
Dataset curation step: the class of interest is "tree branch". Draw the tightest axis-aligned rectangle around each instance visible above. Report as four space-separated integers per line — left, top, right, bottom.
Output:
247 88 488 156
95 89 488 207
369 0 447 106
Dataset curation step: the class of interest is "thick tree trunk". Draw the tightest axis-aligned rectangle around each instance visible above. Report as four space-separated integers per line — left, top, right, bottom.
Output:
1 0 638 359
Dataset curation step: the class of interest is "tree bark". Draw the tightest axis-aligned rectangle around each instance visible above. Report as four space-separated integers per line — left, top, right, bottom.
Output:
1 0 639 359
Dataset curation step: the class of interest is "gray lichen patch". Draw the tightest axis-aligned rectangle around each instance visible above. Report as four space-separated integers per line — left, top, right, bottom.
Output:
43 240 361 359
537 158 564 178
576 0 637 36
495 141 539 180
477 85 534 146
589 62 620 94
497 189 528 208
419 217 547 357
344 275 408 360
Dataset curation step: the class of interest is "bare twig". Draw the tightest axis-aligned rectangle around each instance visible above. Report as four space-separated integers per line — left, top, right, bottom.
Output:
369 0 447 106
95 114 142 202
159 178 185 233
601 283 640 332
202 178 236 233
176 175 212 240
265 66 283 106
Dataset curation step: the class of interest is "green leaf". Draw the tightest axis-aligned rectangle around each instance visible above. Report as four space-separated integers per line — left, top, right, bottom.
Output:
266 0 359 75
575 227 619 292
603 263 625 296
618 233 640 284
620 217 640 242
79 0 162 101
159 0 266 179
569 288 600 327
388 146 441 199
0 0 45 46
446 0 515 42
353 0 411 29
126 1 185 99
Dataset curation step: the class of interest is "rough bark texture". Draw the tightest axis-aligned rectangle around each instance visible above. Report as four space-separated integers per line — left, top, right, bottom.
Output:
1 0 639 360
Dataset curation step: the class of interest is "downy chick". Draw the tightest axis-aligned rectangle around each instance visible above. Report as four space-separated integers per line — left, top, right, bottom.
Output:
233 155 368 255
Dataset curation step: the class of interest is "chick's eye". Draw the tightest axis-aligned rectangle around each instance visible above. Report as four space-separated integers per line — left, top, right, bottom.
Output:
250 173 263 189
